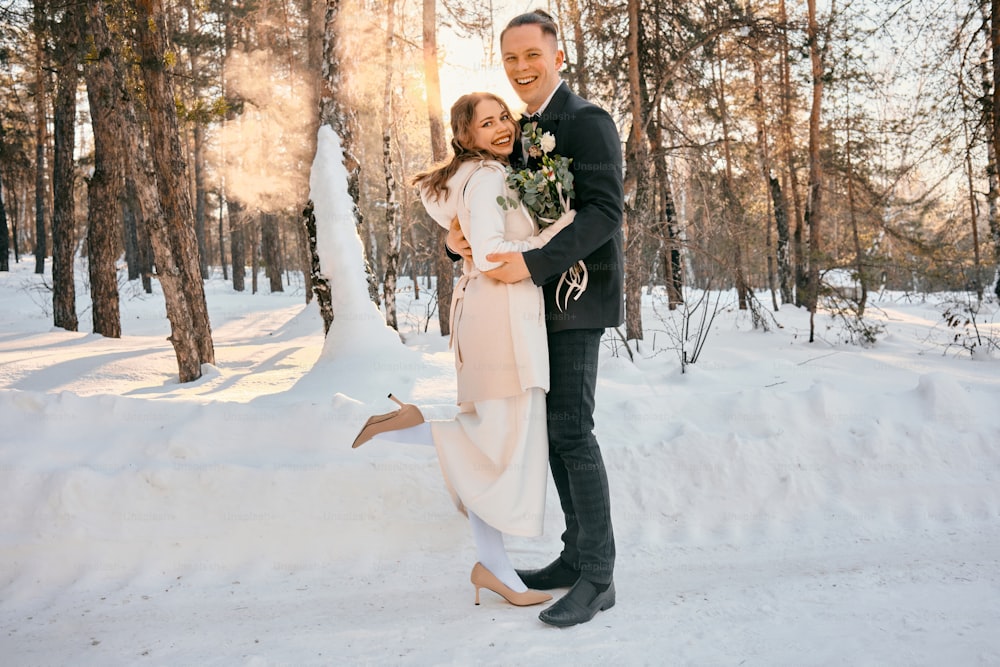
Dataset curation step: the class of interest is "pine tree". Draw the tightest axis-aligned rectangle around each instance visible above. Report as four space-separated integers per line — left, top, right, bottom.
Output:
135 0 216 380
423 0 454 336
50 0 80 332
80 0 124 338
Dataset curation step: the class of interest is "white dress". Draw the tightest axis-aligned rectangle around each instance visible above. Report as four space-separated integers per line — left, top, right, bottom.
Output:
420 159 558 537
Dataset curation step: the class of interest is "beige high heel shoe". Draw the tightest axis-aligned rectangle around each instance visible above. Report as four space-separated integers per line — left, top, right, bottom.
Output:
351 394 425 449
470 562 553 607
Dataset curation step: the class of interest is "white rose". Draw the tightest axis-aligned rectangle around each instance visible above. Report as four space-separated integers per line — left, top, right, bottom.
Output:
540 132 556 154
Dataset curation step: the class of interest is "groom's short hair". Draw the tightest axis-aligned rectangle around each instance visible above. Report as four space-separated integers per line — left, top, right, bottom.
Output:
501 9 559 44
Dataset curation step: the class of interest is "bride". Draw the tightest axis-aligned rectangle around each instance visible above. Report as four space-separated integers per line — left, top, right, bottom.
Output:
351 91 573 607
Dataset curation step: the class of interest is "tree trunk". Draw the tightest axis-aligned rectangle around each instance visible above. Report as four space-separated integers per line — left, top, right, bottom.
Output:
219 0 242 291
33 0 48 276
778 0 805 306
306 0 324 139
770 176 792 304
81 0 125 338
229 198 246 291
123 192 140 280
303 200 334 333
193 122 209 279
991 0 1000 298
129 136 204 382
714 59 749 311
261 211 283 293
422 0 453 336
302 0 325 304
792 193 807 305
845 122 867 315
51 2 80 332
967 11 993 302
648 109 682 308
7 176 19 265
124 170 154 294
805 0 825 340
185 0 209 280
565 0 588 100
218 193 228 281
409 222 421 301
251 214 259 294
91 0 202 379
382 0 399 330
659 167 683 308
752 57 779 311
0 119 8 272
624 0 648 341
963 101 983 302
320 0 377 310
135 0 215 373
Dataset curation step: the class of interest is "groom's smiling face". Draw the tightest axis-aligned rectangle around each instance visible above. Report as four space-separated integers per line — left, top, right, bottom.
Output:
501 24 564 114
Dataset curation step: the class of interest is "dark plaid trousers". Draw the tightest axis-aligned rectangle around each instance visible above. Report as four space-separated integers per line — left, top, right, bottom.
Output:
546 328 615 585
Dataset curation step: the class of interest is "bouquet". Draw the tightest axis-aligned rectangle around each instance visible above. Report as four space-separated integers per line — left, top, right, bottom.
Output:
497 121 574 228
498 120 588 311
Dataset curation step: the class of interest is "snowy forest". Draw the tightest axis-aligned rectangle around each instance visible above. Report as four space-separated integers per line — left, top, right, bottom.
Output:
1 0 999 378
3 2 1000 661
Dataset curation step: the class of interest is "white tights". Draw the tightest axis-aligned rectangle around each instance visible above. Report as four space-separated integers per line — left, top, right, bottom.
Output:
370 424 527 593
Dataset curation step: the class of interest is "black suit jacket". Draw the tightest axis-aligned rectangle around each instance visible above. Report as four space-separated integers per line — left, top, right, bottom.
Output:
517 82 625 332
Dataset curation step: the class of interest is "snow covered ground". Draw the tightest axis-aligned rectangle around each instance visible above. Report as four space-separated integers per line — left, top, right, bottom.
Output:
1 256 999 665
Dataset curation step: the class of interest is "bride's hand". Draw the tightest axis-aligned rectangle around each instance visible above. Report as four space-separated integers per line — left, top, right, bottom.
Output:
528 209 575 248
548 209 576 234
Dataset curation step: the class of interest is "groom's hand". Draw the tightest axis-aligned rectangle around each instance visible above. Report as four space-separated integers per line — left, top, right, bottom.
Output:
446 218 473 262
484 252 530 283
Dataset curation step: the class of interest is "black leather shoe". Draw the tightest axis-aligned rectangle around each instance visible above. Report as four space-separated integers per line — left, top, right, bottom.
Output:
539 578 615 627
515 558 580 590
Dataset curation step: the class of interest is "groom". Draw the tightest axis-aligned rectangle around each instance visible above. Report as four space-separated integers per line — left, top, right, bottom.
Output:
453 9 624 627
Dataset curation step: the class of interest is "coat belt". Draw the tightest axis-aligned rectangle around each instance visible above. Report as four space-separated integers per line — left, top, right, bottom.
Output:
449 269 479 365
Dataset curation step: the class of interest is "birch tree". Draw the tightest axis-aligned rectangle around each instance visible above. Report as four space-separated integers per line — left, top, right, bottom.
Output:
805 0 829 341
309 0 367 334
776 0 804 305
751 47 780 310
381 0 401 330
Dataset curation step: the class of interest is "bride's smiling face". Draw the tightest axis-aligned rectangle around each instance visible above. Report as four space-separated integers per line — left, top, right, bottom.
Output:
468 99 516 158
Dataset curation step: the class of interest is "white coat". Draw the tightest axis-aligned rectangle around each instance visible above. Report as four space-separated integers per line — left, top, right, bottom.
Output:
419 158 571 536
420 159 551 403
